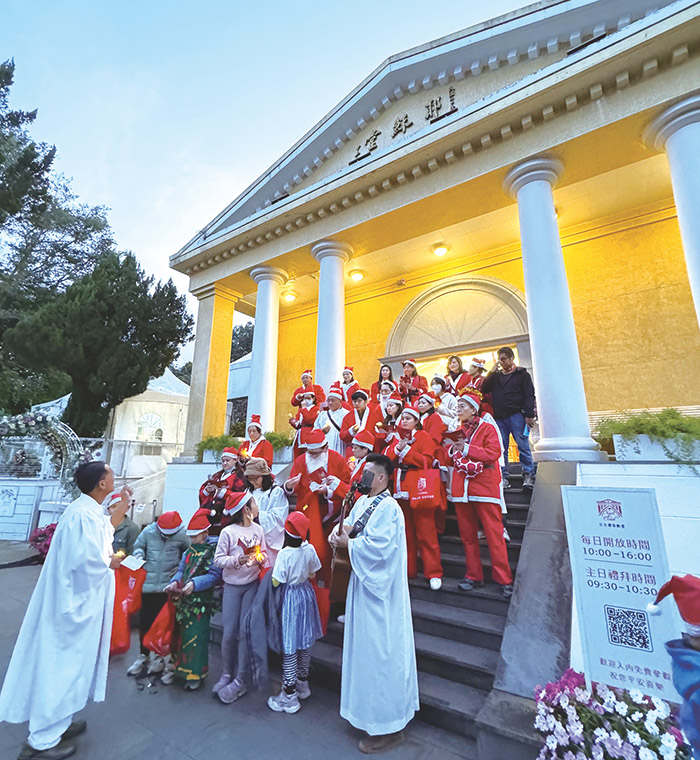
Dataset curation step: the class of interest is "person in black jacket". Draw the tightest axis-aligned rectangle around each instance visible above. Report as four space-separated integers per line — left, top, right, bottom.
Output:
481 347 537 489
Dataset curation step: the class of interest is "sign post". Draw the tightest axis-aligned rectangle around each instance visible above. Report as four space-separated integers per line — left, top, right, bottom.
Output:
562 486 680 701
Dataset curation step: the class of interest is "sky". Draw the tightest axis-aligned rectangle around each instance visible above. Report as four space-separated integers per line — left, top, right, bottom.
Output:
2 0 529 361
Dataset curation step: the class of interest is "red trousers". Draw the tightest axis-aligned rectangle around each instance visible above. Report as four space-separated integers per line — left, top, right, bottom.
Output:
398 499 443 580
455 500 513 585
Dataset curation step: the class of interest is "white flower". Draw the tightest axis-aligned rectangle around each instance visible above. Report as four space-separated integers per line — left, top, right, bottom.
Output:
631 711 644 722
628 689 645 704
535 714 549 731
546 734 558 751
594 728 609 741
645 717 660 736
614 700 629 716
574 687 591 703
627 730 642 746
652 697 671 719
660 733 678 749
639 749 658 760
659 746 676 760
554 724 569 746
545 714 556 731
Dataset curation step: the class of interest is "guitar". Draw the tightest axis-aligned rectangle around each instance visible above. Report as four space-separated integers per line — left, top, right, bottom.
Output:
329 482 358 603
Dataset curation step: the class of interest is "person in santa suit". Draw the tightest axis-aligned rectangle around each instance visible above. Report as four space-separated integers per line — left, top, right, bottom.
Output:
451 392 513 598
369 364 395 403
416 391 447 445
464 357 494 416
373 380 398 420
398 359 428 406
430 375 458 426
290 369 326 408
340 366 360 404
340 389 382 452
373 392 403 451
238 414 274 468
314 384 350 455
289 391 320 460
383 405 443 590
199 447 247 536
444 355 470 397
347 429 374 491
283 429 351 589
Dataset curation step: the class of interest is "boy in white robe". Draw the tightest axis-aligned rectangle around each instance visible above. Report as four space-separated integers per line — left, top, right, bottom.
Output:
0 462 131 760
330 453 419 754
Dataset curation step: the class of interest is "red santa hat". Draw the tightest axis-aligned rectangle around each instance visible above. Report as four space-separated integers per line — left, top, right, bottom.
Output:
402 358 417 368
327 383 343 401
221 446 238 460
647 574 700 634
469 357 487 370
302 428 327 450
380 380 397 392
285 511 310 539
352 429 375 450
351 388 370 401
431 375 446 387
402 404 421 420
417 391 437 407
186 508 211 536
222 491 253 517
103 490 123 510
343 366 354 376
386 392 403 407
247 414 262 431
157 511 183 535
300 369 313 379
458 390 482 412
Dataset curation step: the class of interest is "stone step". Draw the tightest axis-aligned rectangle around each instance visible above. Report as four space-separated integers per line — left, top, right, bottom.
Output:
410 598 505 650
409 576 511 616
439 533 523 562
424 548 517 581
310 639 485 746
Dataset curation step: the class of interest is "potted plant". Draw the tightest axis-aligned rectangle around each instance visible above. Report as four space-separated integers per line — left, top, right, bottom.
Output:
534 668 691 759
195 435 242 464
595 409 700 466
264 431 294 463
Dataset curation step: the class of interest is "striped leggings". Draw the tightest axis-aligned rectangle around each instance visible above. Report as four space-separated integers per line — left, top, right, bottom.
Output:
282 648 311 694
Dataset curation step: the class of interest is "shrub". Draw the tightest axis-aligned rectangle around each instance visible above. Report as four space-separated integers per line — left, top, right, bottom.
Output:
29 523 57 561
264 430 293 452
195 434 242 462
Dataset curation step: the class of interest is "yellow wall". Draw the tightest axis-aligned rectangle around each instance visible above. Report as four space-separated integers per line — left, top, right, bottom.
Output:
273 208 700 430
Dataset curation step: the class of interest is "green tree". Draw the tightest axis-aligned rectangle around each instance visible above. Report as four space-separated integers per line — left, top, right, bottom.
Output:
6 253 194 436
231 321 254 361
170 361 192 385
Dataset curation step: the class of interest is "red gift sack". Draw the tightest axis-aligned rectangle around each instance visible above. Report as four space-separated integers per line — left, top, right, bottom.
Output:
403 468 442 510
142 598 176 657
110 565 146 656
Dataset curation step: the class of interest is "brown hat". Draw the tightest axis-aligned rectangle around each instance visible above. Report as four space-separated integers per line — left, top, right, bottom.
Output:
244 457 271 478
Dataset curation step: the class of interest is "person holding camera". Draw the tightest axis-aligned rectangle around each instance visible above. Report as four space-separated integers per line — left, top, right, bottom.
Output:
330 454 419 754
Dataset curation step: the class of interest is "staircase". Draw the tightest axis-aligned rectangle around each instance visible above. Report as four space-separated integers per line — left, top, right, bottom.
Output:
310 467 532 757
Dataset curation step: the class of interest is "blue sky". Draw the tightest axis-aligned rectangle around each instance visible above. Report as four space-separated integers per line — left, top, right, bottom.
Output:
2 0 527 357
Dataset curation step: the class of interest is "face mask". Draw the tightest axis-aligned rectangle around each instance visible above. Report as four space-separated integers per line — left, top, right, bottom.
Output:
357 468 375 495
431 384 441 393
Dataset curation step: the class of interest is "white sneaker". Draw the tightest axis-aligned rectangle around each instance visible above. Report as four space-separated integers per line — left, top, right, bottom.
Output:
160 662 175 685
477 530 485 540
147 653 165 675
127 653 147 677
211 672 233 695
268 689 301 714
503 527 511 542
429 577 442 591
296 679 311 700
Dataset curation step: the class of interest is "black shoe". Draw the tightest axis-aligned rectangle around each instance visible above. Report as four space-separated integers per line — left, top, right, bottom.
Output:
522 472 535 490
18 742 77 760
61 721 86 742
458 578 485 592
501 584 514 598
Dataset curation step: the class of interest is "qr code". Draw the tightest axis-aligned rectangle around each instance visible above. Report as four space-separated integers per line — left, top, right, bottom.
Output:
604 605 653 652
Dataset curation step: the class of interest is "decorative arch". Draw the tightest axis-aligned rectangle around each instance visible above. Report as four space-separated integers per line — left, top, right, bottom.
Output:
385 275 528 359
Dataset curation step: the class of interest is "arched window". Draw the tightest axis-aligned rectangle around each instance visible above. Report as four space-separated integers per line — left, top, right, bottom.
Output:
136 413 165 442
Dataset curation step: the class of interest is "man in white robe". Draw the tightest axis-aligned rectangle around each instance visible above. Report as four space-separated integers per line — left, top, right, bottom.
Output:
314 387 349 454
330 453 419 754
0 462 131 760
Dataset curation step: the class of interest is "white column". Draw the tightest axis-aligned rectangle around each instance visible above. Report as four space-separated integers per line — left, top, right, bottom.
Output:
645 94 700 326
248 266 288 431
504 157 602 462
311 240 353 391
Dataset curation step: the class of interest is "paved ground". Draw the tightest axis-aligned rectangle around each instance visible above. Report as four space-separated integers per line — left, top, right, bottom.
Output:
0 565 474 760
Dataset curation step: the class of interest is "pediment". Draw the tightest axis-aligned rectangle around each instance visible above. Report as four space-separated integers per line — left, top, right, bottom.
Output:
177 0 676 259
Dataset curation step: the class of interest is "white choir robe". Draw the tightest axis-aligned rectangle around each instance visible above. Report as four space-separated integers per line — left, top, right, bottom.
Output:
0 492 115 735
340 492 419 735
252 484 289 564
314 407 348 454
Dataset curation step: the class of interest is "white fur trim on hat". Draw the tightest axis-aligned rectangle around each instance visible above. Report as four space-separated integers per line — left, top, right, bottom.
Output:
158 525 181 535
305 438 327 450
352 437 373 450
459 395 481 412
402 407 421 420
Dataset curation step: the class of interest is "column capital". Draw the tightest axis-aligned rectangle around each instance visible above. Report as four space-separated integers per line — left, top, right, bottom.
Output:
249 265 288 286
644 92 700 151
190 282 241 303
311 240 353 263
503 156 563 199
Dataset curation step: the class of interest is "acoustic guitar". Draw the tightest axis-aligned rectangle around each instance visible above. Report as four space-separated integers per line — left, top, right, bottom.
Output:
329 483 358 603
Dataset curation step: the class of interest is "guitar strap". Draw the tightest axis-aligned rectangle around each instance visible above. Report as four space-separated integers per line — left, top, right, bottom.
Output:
348 491 389 538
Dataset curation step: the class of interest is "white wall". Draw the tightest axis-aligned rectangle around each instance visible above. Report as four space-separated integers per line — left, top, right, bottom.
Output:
0 478 61 540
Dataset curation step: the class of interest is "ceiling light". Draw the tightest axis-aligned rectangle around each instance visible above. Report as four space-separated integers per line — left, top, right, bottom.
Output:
282 289 297 302
349 269 365 281
432 243 449 257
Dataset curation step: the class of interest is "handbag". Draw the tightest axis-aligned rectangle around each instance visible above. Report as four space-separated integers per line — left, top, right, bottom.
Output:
403 468 442 510
142 598 177 657
110 565 146 656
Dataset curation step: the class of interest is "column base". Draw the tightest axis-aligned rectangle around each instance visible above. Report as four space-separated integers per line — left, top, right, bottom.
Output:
533 436 608 462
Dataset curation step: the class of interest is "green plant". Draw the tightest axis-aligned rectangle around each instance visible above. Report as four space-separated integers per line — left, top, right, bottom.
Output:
595 409 700 466
229 420 246 438
264 430 293 452
195 434 242 462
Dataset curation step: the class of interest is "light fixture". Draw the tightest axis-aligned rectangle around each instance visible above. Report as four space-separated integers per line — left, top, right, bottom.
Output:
282 289 297 302
349 269 365 282
432 243 449 257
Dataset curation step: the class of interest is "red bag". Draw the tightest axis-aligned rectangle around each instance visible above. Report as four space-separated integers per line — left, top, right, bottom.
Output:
142 599 176 657
403 468 442 510
110 565 146 656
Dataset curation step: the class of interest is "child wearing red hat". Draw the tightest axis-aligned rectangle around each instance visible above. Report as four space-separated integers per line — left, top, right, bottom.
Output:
267 511 323 714
162 509 222 690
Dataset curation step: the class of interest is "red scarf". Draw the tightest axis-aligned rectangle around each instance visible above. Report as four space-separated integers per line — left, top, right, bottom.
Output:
461 416 480 443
